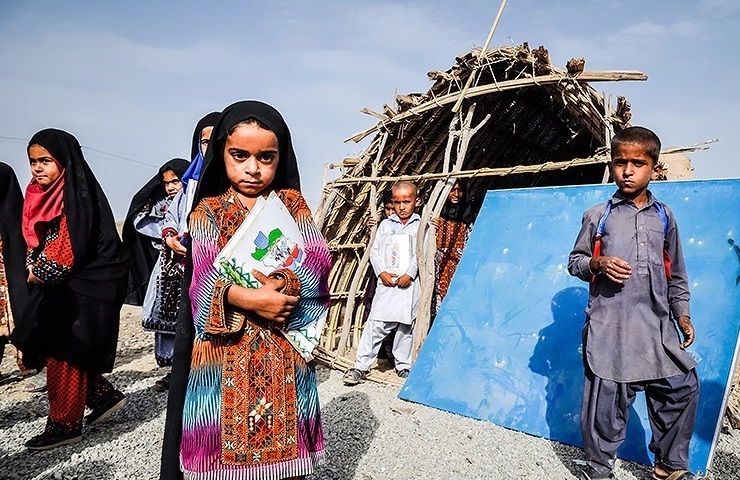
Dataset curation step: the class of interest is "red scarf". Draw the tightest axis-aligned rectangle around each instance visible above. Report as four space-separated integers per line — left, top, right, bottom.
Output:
22 168 65 248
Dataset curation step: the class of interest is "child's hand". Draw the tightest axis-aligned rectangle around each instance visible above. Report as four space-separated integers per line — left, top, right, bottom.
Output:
250 269 296 322
366 216 379 229
396 274 412 288
165 235 188 255
591 256 631 284
676 316 695 348
379 272 396 287
430 217 442 229
252 269 286 291
27 271 42 284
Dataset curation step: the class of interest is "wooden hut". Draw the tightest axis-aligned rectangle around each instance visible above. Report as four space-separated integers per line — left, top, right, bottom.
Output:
314 43 650 383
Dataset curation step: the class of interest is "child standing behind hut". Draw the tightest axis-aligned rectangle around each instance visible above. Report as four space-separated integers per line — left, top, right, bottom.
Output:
344 181 420 384
429 180 473 318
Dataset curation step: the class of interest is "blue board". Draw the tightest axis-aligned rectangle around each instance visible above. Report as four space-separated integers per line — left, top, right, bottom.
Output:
399 179 740 476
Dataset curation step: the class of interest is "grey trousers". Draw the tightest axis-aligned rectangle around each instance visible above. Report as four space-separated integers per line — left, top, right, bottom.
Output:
581 367 699 476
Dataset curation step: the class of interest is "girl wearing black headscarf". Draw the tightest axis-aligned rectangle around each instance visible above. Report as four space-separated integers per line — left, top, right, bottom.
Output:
161 101 330 480
11 129 129 450
162 112 220 243
0 162 31 373
146 112 220 393
123 158 190 306
122 158 189 392
430 179 474 317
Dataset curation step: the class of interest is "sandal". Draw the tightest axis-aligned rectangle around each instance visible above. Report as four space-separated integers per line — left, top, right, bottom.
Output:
653 468 698 480
151 373 170 392
342 368 368 386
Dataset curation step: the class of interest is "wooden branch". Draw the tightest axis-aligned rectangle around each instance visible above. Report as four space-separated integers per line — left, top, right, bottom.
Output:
361 108 390 122
346 70 648 143
413 104 491 361
337 132 389 356
326 155 610 188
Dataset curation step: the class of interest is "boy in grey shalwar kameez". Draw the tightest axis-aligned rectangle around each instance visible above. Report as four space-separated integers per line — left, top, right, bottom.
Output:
568 127 699 480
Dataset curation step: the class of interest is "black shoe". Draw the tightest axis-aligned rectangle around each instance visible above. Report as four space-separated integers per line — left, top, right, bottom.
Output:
25 430 82 451
578 465 615 480
395 369 410 379
342 368 368 386
152 373 170 392
85 390 127 426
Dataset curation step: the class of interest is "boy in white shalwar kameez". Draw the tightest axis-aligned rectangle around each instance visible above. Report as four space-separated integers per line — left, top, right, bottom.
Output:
344 182 420 384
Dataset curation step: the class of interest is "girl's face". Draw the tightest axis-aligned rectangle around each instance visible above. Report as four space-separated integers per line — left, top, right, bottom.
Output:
224 123 279 204
384 202 395 218
28 144 63 189
448 182 463 204
199 126 214 156
162 169 182 198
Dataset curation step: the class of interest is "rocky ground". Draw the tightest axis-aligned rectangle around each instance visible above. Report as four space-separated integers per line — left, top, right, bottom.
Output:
1 305 738 480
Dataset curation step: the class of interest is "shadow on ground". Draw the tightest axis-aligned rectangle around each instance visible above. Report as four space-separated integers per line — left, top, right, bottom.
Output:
0 368 166 479
308 391 379 480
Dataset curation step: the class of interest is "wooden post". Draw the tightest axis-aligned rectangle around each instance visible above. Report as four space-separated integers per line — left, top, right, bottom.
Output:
412 104 491 360
336 132 389 356
602 91 613 184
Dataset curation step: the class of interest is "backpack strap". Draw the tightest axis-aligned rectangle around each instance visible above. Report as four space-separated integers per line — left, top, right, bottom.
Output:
591 199 672 281
590 201 612 283
653 201 672 279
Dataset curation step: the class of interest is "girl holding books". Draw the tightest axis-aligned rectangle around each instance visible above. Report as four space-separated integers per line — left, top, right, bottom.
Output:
161 101 331 480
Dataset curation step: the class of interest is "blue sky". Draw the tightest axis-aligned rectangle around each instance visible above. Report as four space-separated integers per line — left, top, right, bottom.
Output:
1 0 738 219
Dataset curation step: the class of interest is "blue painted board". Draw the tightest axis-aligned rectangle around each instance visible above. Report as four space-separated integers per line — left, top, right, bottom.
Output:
399 179 740 476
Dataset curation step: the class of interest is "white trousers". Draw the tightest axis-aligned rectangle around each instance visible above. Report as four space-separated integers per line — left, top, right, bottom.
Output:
354 319 414 371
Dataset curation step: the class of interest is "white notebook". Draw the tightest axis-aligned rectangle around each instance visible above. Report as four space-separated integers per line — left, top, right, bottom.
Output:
384 233 412 276
214 191 305 288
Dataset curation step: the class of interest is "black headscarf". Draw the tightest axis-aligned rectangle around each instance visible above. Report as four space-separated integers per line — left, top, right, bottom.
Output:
11 129 129 373
0 162 30 340
122 158 190 305
196 101 300 200
190 111 221 160
161 100 301 479
440 179 474 225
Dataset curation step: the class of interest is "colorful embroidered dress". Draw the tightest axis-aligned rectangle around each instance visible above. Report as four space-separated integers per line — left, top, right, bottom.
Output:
181 187 330 480
433 218 469 315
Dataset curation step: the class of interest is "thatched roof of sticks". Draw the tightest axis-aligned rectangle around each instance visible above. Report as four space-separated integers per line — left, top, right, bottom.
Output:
314 43 649 382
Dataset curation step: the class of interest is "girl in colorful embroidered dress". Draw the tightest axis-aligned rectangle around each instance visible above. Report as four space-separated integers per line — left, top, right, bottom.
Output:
12 129 129 450
430 180 473 318
161 101 330 480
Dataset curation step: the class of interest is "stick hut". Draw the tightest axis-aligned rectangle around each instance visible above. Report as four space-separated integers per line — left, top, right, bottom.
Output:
314 43 648 383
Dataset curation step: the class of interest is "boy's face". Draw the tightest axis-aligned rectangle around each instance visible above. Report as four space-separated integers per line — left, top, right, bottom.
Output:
392 186 417 221
610 143 657 199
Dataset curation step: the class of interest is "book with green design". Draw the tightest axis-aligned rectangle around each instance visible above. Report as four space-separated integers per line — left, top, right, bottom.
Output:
214 191 305 289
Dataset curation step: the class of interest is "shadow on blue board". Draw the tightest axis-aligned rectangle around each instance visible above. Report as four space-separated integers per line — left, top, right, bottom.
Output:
399 179 740 477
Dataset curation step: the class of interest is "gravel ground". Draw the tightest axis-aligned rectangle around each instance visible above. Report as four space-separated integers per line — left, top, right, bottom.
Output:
1 306 738 480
